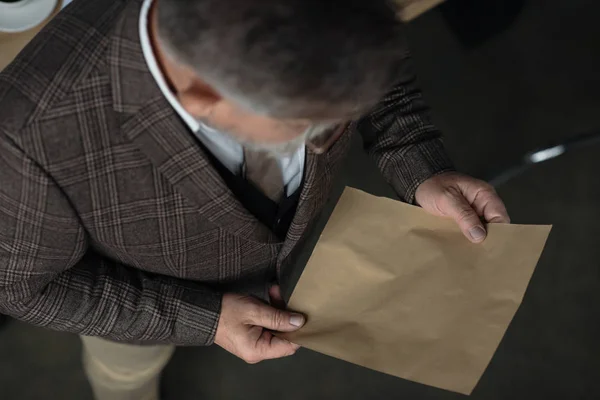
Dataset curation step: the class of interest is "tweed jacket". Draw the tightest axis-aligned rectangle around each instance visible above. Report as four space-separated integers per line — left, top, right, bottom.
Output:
0 0 453 345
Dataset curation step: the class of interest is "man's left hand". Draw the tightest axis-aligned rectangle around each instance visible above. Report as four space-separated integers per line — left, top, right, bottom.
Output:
414 172 510 243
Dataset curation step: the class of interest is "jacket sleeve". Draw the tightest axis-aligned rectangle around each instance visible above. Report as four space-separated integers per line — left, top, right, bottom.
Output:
0 132 221 346
355 54 455 203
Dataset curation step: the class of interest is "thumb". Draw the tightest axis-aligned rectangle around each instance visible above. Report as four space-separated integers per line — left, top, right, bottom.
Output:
442 189 487 243
249 302 305 332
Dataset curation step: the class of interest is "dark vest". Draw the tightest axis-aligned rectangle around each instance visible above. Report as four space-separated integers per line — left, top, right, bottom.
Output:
192 134 301 239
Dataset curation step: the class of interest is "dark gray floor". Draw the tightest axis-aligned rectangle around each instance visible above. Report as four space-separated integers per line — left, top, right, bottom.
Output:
2 0 600 399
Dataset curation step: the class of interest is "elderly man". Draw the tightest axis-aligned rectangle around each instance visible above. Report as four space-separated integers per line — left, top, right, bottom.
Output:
0 0 509 399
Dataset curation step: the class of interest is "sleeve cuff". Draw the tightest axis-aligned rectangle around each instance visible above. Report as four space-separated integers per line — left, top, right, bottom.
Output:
173 282 222 346
385 137 455 204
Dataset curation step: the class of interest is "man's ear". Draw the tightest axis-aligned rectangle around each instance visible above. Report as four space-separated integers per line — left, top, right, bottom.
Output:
178 80 222 118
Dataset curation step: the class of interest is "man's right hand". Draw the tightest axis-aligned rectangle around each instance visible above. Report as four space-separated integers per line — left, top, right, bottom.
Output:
214 289 304 363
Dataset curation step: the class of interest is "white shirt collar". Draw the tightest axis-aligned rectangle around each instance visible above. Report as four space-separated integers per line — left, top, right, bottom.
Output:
138 0 200 133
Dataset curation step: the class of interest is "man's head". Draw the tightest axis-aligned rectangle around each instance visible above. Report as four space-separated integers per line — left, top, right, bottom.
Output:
153 0 407 152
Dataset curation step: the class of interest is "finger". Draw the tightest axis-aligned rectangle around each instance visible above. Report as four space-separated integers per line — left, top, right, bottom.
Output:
269 285 286 309
248 302 305 332
458 182 510 224
441 187 487 243
255 331 299 361
477 193 510 224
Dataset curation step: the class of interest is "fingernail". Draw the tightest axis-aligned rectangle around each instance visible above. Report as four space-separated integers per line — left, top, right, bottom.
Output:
469 226 486 241
289 314 305 327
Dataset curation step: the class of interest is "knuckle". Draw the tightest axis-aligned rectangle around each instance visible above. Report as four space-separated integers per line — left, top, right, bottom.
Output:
441 187 462 205
243 301 262 323
245 356 261 365
442 187 458 200
271 309 285 329
241 351 261 364
456 208 475 222
287 347 298 357
481 181 496 192
479 187 497 199
247 301 261 315
279 344 298 359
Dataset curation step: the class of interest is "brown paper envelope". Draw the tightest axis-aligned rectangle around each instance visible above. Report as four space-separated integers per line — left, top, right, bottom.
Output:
283 187 551 395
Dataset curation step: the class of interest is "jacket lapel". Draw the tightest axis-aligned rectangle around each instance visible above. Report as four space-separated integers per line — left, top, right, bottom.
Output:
277 125 355 274
107 0 277 243
277 148 327 267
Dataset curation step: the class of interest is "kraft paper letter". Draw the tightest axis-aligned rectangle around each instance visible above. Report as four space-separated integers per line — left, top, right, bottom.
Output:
284 187 551 395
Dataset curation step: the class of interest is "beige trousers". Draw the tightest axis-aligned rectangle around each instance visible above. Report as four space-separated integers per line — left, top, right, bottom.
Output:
81 336 176 400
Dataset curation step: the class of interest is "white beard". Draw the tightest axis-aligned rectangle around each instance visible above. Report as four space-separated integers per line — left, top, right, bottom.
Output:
198 121 332 157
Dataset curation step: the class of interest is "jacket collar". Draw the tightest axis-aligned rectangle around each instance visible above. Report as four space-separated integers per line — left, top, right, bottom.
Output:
108 0 159 115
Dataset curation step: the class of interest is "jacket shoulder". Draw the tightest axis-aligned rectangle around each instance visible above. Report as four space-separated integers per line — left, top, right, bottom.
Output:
0 0 129 135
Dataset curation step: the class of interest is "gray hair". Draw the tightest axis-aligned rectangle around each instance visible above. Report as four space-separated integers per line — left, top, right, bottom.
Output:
157 0 408 119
